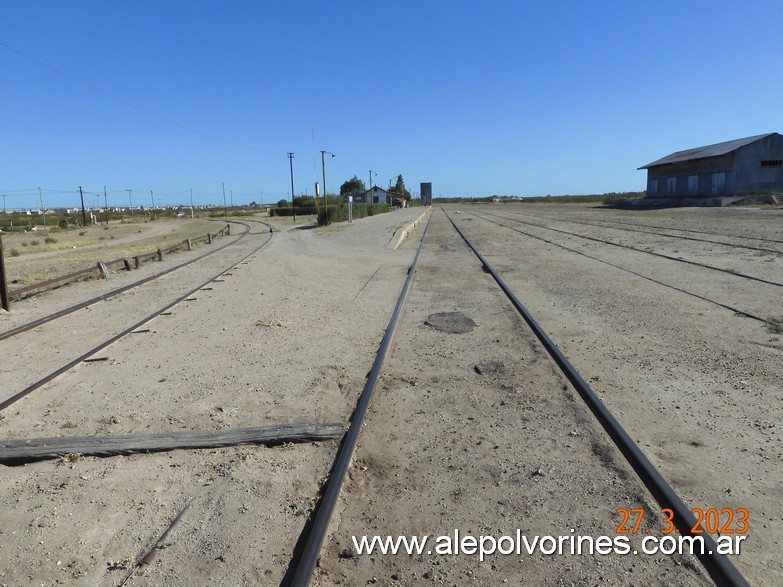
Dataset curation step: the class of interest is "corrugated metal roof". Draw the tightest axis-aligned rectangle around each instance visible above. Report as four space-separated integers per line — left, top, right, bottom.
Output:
638 133 777 169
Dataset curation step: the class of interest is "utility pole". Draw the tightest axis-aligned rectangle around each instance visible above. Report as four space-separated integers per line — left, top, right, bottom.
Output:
104 186 109 225
321 150 334 225
322 152 328 225
287 153 296 223
150 190 155 219
222 182 228 218
2 194 6 213
190 189 194 219
230 190 234 209
78 186 87 227
38 188 47 233
127 189 134 220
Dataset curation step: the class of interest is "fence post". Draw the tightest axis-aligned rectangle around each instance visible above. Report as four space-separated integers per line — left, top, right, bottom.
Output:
97 261 110 280
0 233 10 311
186 238 192 251
207 233 212 244
134 256 140 269
157 248 163 261
226 224 230 236
123 259 132 271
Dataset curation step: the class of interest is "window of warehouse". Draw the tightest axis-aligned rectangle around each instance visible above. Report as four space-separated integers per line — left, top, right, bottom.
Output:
667 177 676 194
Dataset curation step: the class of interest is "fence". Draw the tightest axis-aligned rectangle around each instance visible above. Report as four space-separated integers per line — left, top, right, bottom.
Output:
1 224 231 305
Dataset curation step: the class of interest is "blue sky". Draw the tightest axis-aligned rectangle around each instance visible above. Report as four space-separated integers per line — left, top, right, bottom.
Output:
1 0 782 209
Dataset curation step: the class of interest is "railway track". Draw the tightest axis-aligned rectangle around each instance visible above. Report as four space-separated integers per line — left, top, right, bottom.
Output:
3 211 768 585
286 207 749 586
466 210 777 327
514 210 783 255
522 211 783 246
476 209 783 289
0 220 255 342
0 219 273 411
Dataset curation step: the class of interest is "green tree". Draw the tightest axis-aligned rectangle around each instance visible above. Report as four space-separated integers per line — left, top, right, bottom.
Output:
339 175 366 199
277 198 289 207
390 174 411 199
293 195 315 207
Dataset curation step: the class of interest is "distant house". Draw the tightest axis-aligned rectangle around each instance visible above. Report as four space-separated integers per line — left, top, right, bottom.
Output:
639 133 783 199
358 186 392 204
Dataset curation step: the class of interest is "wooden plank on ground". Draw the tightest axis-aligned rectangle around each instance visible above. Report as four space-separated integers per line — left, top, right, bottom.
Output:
0 421 343 465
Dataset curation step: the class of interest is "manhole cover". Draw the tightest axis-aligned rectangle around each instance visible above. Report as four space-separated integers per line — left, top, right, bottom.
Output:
424 312 476 334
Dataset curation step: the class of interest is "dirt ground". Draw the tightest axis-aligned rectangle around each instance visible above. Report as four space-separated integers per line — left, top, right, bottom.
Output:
0 203 780 586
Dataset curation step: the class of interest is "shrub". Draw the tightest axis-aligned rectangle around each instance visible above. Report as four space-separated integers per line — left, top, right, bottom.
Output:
30 239 40 246
9 248 20 256
45 236 57 244
269 206 317 217
317 202 389 225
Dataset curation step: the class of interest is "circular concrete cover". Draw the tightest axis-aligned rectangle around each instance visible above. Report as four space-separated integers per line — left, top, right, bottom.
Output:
424 311 476 334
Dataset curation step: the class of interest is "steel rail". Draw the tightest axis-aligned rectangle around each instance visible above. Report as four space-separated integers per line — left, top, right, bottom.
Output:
0 224 273 411
539 211 783 245
443 208 749 587
0 221 259 342
469 211 776 326
514 209 783 255
287 212 433 587
480 209 783 289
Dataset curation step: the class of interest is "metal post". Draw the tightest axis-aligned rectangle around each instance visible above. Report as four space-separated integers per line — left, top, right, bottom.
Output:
78 186 87 227
287 153 296 223
0 232 9 311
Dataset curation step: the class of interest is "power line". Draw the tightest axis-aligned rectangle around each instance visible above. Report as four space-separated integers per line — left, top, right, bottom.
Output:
0 40 282 155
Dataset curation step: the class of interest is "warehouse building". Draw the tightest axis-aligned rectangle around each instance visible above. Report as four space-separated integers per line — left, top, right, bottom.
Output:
638 133 783 204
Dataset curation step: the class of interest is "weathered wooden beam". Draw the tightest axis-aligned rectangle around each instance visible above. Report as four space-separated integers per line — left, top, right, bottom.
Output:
0 422 343 464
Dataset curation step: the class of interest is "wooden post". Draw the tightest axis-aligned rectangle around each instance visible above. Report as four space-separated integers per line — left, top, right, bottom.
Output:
123 259 131 271
97 261 110 280
157 248 163 261
226 224 230 236
207 233 212 244
134 256 140 269
186 238 192 251
0 232 10 311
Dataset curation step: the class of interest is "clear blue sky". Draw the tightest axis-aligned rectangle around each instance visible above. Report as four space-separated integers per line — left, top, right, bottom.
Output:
2 0 782 209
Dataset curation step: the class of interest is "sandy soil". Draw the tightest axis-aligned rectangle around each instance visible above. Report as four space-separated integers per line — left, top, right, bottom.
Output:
0 203 780 586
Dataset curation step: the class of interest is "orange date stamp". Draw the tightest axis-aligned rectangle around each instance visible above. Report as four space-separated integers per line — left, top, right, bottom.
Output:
616 507 749 535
